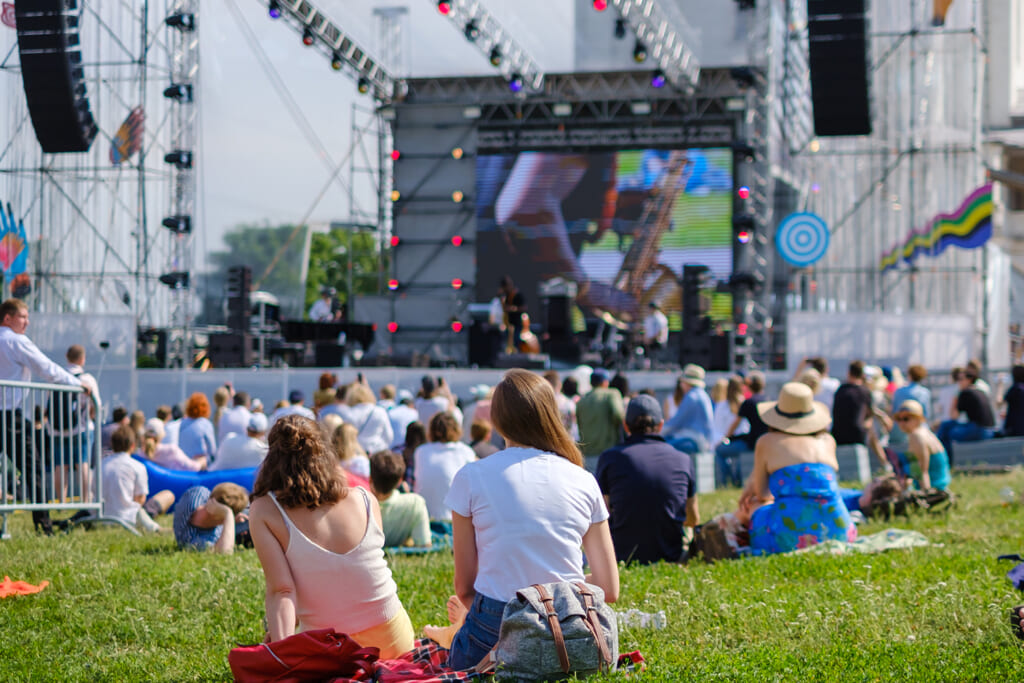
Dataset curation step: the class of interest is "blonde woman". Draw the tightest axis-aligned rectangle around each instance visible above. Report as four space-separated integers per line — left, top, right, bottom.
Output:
711 376 748 447
338 383 394 455
331 422 370 480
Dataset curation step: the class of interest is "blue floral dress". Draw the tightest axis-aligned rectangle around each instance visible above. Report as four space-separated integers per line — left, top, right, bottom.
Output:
749 462 857 555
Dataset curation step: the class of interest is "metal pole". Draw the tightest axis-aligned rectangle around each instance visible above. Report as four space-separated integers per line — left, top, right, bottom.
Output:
347 229 354 323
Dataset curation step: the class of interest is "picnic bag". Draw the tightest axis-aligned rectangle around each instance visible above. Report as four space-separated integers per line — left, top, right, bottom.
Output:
228 628 378 683
477 582 618 681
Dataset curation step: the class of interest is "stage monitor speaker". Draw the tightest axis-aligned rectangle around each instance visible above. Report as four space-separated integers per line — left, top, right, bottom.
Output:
314 342 344 367
207 333 255 368
495 353 550 370
468 321 498 368
807 0 872 136
15 0 98 153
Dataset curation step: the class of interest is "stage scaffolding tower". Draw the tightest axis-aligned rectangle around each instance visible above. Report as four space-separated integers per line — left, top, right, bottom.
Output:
790 0 987 349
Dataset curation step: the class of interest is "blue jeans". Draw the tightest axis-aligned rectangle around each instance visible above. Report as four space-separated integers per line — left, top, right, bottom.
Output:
714 439 750 488
936 420 994 465
448 592 506 670
667 435 701 454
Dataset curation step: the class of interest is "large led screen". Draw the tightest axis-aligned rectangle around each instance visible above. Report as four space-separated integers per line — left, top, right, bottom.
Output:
475 148 734 330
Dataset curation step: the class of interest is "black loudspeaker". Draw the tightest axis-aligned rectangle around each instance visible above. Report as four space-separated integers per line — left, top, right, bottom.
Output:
314 342 344 367
207 333 255 368
807 0 872 136
225 266 252 332
543 295 572 340
495 353 550 370
15 0 98 153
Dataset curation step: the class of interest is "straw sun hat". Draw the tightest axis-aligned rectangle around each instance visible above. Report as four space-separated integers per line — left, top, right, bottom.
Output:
757 382 832 435
894 399 925 420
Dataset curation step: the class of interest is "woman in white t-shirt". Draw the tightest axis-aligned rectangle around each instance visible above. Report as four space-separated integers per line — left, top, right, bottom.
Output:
337 383 394 456
434 369 619 670
413 412 477 520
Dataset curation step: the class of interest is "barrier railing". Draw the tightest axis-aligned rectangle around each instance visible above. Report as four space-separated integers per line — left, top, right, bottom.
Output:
0 378 131 537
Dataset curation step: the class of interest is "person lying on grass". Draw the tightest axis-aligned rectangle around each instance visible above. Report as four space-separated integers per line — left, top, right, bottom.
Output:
172 482 249 554
249 415 415 658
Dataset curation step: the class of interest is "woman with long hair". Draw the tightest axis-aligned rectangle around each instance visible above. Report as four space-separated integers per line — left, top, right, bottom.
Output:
664 376 686 421
436 369 618 669
248 415 414 657
331 422 370 481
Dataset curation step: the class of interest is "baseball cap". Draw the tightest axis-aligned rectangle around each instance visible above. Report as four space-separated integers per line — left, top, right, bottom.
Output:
591 367 610 384
247 413 269 433
625 394 663 425
289 389 304 404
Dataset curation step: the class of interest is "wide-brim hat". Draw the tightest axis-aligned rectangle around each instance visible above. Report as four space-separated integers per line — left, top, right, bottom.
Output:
681 363 706 388
758 382 832 435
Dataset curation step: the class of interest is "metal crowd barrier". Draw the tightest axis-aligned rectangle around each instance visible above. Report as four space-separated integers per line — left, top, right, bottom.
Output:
0 378 131 538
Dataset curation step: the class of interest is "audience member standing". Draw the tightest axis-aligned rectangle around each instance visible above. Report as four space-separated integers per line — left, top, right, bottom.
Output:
51 344 100 505
831 361 873 447
661 364 714 455
1002 365 1024 437
596 395 698 564
217 391 252 443
212 413 269 470
575 368 625 471
313 372 337 413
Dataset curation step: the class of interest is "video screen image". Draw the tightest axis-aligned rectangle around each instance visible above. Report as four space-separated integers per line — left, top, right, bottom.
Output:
475 148 734 330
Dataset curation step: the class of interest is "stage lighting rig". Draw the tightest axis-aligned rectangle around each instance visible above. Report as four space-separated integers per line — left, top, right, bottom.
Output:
264 0 399 101
165 13 195 31
429 0 544 93
632 40 647 63
614 18 627 39
607 0 701 92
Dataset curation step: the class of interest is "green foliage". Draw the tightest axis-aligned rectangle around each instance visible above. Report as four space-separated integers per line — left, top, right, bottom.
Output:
3 472 1024 680
305 228 385 311
208 223 309 317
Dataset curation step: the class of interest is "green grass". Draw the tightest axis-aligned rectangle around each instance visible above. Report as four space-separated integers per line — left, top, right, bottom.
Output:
2 472 1024 681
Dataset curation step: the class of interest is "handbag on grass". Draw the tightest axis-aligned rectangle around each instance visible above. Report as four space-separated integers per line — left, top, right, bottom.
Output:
475 582 618 682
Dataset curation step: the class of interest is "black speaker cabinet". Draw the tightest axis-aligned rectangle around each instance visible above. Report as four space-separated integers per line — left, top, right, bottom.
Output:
207 333 256 368
15 0 98 153
807 0 872 136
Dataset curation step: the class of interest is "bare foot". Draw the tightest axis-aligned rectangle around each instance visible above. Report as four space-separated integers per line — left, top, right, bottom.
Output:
446 595 468 626
423 595 469 649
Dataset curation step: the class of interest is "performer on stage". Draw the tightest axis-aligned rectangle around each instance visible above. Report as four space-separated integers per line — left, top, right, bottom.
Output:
309 287 339 322
499 276 526 353
642 302 669 367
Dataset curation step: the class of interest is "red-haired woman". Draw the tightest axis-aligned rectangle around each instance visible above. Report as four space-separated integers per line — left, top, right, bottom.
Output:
249 415 414 658
178 392 216 467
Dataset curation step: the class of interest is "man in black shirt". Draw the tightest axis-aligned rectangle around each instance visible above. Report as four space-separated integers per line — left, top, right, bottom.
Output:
715 372 769 487
1002 365 1024 436
937 368 996 461
831 360 873 446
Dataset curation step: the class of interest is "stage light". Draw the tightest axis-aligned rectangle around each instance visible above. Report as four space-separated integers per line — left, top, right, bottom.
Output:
552 103 572 117
268 1 281 19
593 0 608 10
437 0 451 15
357 77 370 94
390 149 401 161
163 83 192 101
390 236 400 247
651 70 666 88
733 141 755 161
630 101 651 115
451 278 463 289
390 190 401 201
452 190 464 203
387 279 399 290
164 150 193 168
331 53 344 71
451 147 464 160
737 322 749 336
508 73 524 93
737 230 751 244
451 235 463 246
302 28 315 46
158 271 189 289
737 186 750 199
811 183 821 193
488 47 502 67
451 321 464 333
161 215 191 234
165 13 195 31
633 40 647 63
614 18 627 39
387 322 399 333
464 20 480 42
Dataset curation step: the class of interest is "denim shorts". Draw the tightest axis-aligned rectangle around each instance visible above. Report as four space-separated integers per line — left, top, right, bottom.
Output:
448 592 506 670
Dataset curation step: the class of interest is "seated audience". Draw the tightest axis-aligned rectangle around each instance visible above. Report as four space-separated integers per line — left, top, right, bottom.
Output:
102 406 130 455
173 482 249 554
894 400 951 491
211 413 269 471
936 367 996 461
313 372 337 412
576 368 625 468
270 390 315 423
332 422 371 480
831 361 873 448
414 412 476 520
661 364 714 454
401 421 427 488
369 451 431 548
415 375 453 425
337 383 394 456
217 391 252 443
742 382 856 554
715 372 768 488
102 425 164 533
388 390 419 449
595 394 698 565
162 404 182 446
1002 365 1024 437
249 416 415 657
143 418 205 471
468 420 499 459
179 393 217 464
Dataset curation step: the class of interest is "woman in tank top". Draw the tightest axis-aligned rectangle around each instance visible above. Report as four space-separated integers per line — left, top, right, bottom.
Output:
248 415 414 657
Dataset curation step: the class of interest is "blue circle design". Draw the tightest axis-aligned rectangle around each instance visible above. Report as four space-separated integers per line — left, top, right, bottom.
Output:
775 212 830 267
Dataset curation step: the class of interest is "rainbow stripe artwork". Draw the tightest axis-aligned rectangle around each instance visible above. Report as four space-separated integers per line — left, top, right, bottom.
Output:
879 184 993 272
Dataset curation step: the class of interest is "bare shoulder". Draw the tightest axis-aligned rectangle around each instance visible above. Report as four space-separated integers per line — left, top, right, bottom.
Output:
249 495 278 521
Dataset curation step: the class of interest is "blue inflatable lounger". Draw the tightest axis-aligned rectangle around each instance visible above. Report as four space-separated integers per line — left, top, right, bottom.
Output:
132 456 257 512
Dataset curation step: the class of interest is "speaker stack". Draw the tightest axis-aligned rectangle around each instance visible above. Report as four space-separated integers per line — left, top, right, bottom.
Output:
807 0 873 136
15 0 98 153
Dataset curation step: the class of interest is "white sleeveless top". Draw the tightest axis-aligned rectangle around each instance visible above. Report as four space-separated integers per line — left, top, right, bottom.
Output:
268 487 402 634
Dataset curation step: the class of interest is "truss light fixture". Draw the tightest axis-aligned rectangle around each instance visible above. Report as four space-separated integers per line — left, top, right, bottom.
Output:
461 106 481 120
732 141 756 161
451 235 464 246
508 73 525 93
451 145 466 158
391 189 401 201
357 77 371 94
302 27 315 46
164 150 193 168
452 190 464 203
737 186 750 199
268 0 282 18
451 320 464 333
614 18 627 39
632 40 647 63
488 47 502 67
630 101 651 115
330 52 344 70
387 279 399 290
651 70 666 88
593 0 608 9
464 20 480 42
390 149 401 161
437 0 451 15
387 321 399 333
158 271 190 289
165 13 195 31
161 215 192 234
390 236 400 247
162 83 192 101
552 102 572 116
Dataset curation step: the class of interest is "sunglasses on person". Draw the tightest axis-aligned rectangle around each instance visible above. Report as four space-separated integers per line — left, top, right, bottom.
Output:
895 415 917 423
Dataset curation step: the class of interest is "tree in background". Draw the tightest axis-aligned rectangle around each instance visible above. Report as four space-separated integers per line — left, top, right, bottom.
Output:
304 227 385 314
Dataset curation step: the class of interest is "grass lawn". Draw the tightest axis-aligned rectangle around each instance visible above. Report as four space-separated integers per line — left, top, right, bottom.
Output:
2 471 1024 681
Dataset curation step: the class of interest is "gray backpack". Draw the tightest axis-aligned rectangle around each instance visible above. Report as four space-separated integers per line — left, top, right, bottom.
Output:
476 582 618 681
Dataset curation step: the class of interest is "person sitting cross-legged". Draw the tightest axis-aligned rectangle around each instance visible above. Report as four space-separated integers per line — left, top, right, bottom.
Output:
936 367 996 464
369 450 431 548
661 364 714 455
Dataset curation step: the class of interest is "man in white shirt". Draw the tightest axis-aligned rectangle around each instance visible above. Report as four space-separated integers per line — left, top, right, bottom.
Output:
101 425 161 533
308 287 337 322
0 298 84 534
51 344 101 506
642 302 669 367
211 412 268 471
217 391 252 442
388 390 419 449
270 390 315 424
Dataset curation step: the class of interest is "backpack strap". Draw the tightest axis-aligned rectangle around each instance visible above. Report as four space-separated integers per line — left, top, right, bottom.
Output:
576 583 613 670
535 583 571 674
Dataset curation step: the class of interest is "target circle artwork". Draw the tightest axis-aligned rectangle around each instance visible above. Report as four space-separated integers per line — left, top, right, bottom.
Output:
776 212 830 266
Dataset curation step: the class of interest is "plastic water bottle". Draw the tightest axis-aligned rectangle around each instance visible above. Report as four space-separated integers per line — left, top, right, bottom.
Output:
1000 487 1017 506
617 608 667 630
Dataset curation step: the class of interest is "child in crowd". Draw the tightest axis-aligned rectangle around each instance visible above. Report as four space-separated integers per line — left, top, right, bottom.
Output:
101 425 165 533
173 482 249 554
369 451 431 548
